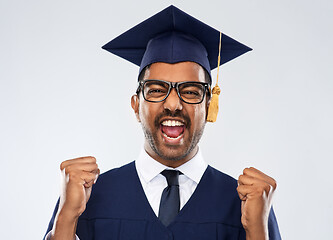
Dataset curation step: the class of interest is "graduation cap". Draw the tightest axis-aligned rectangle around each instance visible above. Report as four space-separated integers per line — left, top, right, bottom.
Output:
102 5 252 122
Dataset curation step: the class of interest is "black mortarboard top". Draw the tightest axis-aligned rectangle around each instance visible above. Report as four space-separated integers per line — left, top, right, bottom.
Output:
102 5 252 82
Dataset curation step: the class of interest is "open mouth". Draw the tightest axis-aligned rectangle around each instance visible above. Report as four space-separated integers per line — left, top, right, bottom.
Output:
160 120 185 142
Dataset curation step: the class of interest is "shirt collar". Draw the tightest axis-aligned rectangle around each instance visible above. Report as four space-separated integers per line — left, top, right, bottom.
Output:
136 147 208 184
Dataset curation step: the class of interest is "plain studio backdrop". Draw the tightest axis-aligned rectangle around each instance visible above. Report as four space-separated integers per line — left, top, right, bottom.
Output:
1 0 332 239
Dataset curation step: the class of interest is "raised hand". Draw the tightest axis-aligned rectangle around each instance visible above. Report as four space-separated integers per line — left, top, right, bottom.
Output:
51 156 100 240
237 167 277 240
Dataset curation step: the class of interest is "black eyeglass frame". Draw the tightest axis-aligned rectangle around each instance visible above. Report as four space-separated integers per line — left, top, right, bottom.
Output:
136 79 211 104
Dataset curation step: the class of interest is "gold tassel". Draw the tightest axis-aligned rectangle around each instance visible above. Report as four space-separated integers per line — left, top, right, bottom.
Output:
206 85 221 122
207 32 222 123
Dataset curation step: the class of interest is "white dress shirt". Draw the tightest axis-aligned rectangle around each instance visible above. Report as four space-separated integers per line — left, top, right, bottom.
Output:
45 147 207 239
135 147 208 216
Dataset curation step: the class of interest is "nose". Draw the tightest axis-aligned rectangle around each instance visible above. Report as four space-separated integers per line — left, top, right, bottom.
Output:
163 87 183 112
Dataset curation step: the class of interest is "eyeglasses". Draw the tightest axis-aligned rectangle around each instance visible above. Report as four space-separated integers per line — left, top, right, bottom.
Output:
136 79 210 104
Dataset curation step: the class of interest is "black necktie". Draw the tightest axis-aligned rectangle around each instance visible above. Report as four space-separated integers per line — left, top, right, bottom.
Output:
158 170 181 226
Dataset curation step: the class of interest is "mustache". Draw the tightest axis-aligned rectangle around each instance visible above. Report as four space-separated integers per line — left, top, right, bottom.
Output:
154 109 191 128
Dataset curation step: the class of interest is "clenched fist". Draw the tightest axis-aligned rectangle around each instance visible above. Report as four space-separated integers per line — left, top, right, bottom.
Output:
237 167 277 240
59 156 100 218
51 156 100 240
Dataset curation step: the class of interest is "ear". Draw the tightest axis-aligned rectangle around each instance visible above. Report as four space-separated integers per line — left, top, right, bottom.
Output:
131 94 141 122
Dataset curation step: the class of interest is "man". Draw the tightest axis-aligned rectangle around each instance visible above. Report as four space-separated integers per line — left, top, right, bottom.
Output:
45 5 281 240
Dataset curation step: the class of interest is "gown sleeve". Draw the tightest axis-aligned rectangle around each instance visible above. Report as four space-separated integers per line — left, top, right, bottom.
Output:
43 199 81 240
43 199 60 240
268 206 282 240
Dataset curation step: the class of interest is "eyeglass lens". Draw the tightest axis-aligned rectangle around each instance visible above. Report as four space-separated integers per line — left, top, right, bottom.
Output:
143 80 205 104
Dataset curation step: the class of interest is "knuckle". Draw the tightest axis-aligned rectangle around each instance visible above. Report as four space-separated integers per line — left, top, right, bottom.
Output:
236 185 243 193
88 156 96 162
60 161 65 170
243 168 250 174
64 165 72 174
238 174 243 181
264 185 271 194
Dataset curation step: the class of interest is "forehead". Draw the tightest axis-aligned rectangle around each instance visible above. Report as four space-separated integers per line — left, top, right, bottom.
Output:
144 62 206 83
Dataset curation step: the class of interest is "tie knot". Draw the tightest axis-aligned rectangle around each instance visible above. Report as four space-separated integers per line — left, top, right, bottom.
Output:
161 170 181 186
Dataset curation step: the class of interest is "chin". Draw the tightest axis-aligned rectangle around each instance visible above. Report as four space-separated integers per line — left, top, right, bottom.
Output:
154 143 195 162
158 152 187 162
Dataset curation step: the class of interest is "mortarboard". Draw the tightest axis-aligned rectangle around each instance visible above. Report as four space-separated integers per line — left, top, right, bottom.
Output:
102 5 252 122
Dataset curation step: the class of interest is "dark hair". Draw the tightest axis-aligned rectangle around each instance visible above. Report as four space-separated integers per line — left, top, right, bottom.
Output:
138 65 151 82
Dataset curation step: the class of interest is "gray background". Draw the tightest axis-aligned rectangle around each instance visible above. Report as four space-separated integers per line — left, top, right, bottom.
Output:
1 0 332 239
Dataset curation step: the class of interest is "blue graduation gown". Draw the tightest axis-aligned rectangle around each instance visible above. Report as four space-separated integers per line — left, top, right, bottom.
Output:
45 162 281 239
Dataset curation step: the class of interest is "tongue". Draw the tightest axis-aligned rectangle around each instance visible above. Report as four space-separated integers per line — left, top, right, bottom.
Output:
161 125 184 138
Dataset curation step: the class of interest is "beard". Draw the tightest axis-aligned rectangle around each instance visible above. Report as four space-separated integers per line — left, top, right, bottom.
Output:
141 109 206 161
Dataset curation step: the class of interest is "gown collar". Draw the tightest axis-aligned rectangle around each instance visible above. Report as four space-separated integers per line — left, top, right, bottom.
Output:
135 147 208 185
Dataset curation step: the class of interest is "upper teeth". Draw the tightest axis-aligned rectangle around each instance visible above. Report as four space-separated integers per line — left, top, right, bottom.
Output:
161 120 184 126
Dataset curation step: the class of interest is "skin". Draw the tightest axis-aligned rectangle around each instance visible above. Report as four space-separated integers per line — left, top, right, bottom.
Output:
50 156 99 240
131 62 209 168
237 167 277 240
50 62 276 240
